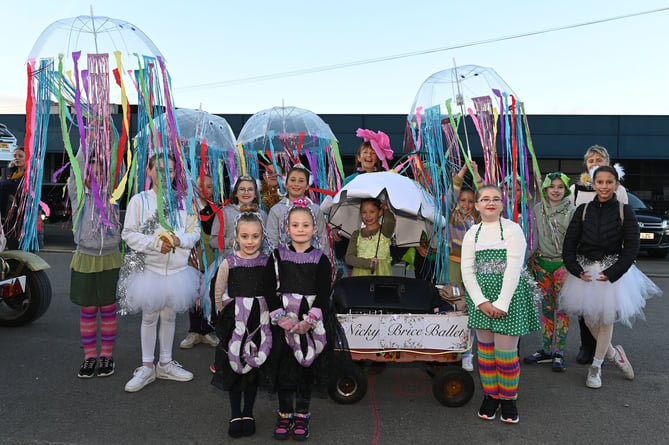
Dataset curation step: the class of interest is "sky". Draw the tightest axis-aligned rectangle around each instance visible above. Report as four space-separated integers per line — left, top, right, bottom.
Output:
1 0 669 116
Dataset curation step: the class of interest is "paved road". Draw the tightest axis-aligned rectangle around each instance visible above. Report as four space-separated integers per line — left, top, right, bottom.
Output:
1 224 667 444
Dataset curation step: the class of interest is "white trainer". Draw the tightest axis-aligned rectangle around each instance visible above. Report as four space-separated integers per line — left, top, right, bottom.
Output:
124 366 156 392
201 332 220 347
179 332 201 349
609 345 634 380
462 353 474 372
156 360 194 382
586 365 602 389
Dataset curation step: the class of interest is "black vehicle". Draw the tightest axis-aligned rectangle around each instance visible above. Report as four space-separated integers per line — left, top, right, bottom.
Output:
628 191 669 258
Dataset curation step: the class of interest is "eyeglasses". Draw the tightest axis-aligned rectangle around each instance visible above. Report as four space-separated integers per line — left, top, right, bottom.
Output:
478 197 502 204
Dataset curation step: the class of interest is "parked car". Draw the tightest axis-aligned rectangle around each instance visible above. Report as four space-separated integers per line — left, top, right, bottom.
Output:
0 123 17 162
628 191 669 258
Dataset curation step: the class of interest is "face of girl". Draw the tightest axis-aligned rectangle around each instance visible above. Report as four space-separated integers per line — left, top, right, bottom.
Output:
197 176 214 200
360 201 382 229
13 150 25 168
149 159 175 189
286 171 309 200
458 191 476 216
357 146 379 172
593 171 618 202
546 178 567 205
236 220 263 257
475 188 503 222
586 154 608 171
235 180 256 205
288 209 315 250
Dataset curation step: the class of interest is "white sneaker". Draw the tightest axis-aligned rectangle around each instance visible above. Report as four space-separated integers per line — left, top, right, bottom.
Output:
609 345 634 380
201 332 220 347
156 360 194 382
124 366 156 392
462 353 474 372
586 365 602 389
179 332 201 349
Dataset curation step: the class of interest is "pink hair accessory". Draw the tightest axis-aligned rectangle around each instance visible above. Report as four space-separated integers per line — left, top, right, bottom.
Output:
356 128 394 170
293 198 309 208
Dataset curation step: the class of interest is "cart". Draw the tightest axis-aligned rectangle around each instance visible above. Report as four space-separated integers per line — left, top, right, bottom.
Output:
329 276 475 407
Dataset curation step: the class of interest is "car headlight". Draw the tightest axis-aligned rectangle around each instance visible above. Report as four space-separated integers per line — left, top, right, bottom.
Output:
662 219 669 230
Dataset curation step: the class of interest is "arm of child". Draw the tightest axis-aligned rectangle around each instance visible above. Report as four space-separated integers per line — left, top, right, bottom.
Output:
313 205 332 257
460 226 488 308
172 208 201 250
603 204 640 282
344 231 372 269
209 212 222 252
265 205 281 250
562 204 585 277
122 194 162 253
214 259 229 312
492 221 526 314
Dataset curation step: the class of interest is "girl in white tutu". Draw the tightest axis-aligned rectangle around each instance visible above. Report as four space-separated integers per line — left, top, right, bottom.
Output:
560 165 662 389
118 154 203 392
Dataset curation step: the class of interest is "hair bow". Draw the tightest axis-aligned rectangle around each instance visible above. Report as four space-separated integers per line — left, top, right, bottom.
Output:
356 128 394 170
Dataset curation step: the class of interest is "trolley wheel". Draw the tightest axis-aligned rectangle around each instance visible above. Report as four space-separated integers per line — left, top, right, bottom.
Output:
432 367 475 407
328 366 368 404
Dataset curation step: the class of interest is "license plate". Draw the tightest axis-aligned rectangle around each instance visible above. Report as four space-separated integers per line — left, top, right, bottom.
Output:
0 143 9 149
640 232 654 240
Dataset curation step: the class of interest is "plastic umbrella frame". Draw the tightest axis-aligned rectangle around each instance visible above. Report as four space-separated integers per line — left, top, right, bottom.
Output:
320 171 445 248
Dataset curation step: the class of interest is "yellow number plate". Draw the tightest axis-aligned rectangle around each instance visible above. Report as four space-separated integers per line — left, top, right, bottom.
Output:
640 232 654 240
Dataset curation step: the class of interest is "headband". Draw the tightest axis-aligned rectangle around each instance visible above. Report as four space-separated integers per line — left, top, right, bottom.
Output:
542 172 571 198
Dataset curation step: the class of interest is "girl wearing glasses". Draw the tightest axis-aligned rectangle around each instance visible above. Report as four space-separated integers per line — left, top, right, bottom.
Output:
461 185 540 424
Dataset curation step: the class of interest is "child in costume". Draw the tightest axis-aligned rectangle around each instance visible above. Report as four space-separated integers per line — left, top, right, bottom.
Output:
118 154 202 393
266 199 333 441
265 165 330 258
179 174 220 350
560 165 661 389
68 151 122 378
461 185 540 424
524 173 575 372
211 205 275 439
569 144 628 365
344 198 395 276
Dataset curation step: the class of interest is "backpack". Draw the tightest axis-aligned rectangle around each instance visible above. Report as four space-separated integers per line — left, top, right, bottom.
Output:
581 201 624 223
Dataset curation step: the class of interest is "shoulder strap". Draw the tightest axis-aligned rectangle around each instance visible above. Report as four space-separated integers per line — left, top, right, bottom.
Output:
619 201 624 224
581 202 589 222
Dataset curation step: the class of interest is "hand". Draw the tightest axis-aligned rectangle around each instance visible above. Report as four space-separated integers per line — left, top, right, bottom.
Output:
416 245 428 257
370 257 378 273
277 315 297 331
290 320 312 335
579 271 592 282
478 301 506 319
215 300 223 312
596 273 610 282
332 228 342 242
160 240 173 254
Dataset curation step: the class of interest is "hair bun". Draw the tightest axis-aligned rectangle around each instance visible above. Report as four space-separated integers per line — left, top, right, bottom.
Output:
239 203 259 213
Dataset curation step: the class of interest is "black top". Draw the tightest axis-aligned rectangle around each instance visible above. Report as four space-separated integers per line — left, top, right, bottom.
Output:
226 254 276 298
562 195 639 282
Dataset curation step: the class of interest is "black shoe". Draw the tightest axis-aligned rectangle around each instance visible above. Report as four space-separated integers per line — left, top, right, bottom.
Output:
576 347 594 365
77 358 97 379
523 349 552 364
292 413 310 441
242 417 256 436
500 399 519 424
228 418 243 438
552 353 566 372
273 412 293 441
97 357 115 377
477 396 499 420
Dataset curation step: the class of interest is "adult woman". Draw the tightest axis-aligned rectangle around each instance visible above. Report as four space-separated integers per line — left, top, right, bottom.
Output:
461 185 540 424
0 147 26 249
560 165 661 389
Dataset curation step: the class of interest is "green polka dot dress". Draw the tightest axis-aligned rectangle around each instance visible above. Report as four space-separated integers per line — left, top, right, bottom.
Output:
465 221 540 336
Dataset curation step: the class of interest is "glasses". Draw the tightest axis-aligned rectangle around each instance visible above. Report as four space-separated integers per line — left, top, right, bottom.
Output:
478 197 503 204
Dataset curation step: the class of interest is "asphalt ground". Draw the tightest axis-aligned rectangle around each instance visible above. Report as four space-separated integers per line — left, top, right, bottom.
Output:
0 221 667 444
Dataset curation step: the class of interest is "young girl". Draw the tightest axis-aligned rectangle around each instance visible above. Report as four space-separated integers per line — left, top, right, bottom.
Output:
68 152 122 378
560 165 661 389
211 205 275 438
265 165 330 257
570 145 628 364
266 199 333 441
524 173 575 372
461 185 540 424
118 154 202 392
344 198 395 276
210 175 267 258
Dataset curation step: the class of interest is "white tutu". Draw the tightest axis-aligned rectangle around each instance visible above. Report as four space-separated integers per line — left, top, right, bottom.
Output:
124 267 205 314
559 260 662 327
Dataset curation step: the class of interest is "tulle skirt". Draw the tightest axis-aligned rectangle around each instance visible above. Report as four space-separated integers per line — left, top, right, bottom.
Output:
559 260 662 327
124 267 204 314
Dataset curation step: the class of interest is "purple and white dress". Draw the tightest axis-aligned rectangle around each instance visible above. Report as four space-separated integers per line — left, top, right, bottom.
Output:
212 253 275 391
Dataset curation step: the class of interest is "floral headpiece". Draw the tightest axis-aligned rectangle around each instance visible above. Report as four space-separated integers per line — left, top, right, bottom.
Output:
356 128 393 170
